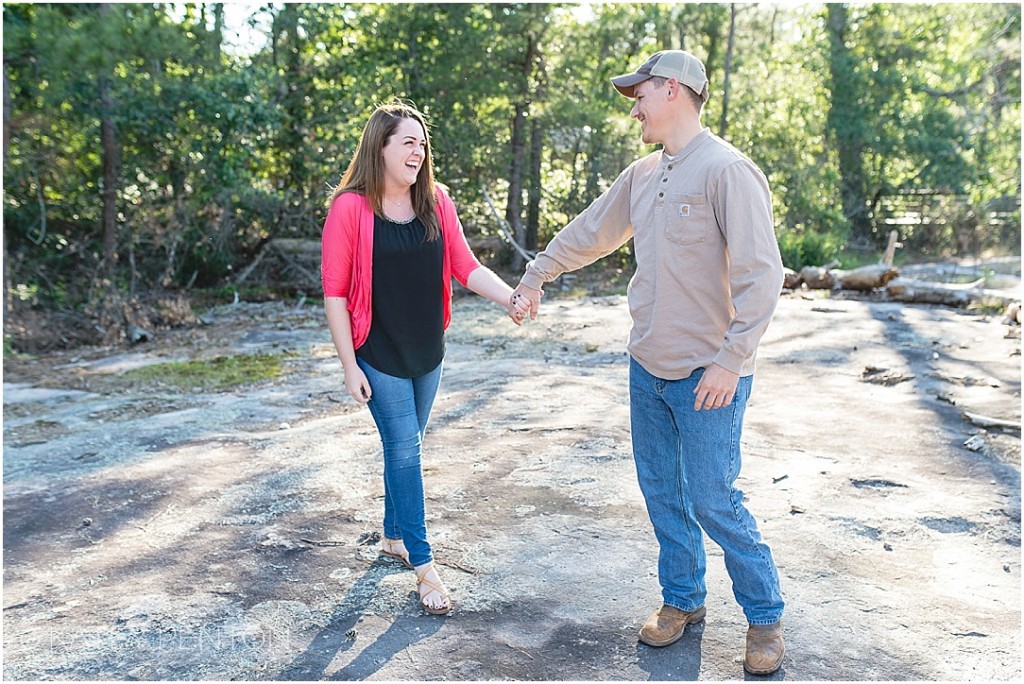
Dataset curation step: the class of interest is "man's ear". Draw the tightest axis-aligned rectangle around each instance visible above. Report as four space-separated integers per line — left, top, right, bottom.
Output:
665 77 681 99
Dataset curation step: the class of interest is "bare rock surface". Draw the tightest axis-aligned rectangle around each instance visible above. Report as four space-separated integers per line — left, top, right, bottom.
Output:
3 292 1020 680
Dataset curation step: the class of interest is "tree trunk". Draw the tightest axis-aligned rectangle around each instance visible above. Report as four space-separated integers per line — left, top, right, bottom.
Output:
718 4 737 138
583 126 607 207
99 66 119 278
674 3 690 51
2 64 10 166
702 5 728 80
524 24 547 255
506 102 527 270
826 3 872 241
280 4 305 201
525 117 543 252
655 5 672 49
212 3 225 64
3 64 11 321
506 12 543 271
566 129 584 212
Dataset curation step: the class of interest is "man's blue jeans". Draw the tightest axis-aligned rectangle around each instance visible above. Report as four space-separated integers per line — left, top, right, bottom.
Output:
357 358 443 568
629 357 784 625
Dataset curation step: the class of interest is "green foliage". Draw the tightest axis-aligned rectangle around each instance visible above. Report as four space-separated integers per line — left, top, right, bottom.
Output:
822 3 1020 248
778 230 843 271
3 1 1020 322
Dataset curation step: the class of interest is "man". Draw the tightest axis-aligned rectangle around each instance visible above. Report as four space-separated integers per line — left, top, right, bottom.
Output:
512 50 786 675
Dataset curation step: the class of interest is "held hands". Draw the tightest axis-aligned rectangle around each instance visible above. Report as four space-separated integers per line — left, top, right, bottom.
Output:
507 292 531 325
693 363 739 411
508 283 543 325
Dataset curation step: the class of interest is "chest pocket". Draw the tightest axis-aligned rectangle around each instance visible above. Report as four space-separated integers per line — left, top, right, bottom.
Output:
665 193 711 246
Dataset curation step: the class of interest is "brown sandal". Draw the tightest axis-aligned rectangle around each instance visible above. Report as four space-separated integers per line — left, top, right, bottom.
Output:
414 563 451 615
380 537 413 569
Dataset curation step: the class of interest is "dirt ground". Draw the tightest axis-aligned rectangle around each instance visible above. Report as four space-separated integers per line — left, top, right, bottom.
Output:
3 282 1021 681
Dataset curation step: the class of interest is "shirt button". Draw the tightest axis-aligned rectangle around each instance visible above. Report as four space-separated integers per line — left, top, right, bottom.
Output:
662 177 668 182
658 192 664 198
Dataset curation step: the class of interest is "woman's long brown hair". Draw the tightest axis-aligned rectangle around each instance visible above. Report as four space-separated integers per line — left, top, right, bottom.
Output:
327 102 440 240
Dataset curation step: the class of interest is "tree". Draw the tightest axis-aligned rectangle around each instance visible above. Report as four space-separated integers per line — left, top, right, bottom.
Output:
498 4 551 268
718 4 737 138
825 3 872 240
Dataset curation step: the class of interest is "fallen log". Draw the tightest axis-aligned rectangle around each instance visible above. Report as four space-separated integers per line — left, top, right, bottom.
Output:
833 264 900 291
1002 302 1021 325
886 278 1020 308
783 267 801 290
799 260 840 289
797 261 898 291
267 238 322 257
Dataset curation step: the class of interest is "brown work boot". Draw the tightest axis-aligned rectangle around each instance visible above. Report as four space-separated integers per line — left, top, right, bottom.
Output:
638 605 707 647
744 621 785 675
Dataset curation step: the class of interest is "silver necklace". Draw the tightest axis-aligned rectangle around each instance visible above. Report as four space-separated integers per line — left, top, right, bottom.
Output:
383 194 415 224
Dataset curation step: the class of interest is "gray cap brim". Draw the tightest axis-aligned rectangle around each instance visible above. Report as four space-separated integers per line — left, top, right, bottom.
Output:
611 72 652 98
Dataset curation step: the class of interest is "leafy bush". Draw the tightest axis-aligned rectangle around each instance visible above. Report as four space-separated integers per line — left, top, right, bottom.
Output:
777 230 842 270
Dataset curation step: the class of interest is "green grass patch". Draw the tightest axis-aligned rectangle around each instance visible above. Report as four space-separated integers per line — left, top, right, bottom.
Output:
966 297 1011 316
122 353 291 390
833 250 881 270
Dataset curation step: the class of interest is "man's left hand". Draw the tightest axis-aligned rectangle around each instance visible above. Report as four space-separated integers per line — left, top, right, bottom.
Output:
693 363 739 411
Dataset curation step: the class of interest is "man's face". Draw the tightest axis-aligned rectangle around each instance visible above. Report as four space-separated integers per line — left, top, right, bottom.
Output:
629 79 669 145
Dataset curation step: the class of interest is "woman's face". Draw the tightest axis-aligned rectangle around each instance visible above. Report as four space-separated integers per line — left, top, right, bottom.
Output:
381 117 427 191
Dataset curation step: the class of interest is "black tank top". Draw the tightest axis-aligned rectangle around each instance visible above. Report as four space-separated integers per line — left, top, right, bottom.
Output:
355 214 445 378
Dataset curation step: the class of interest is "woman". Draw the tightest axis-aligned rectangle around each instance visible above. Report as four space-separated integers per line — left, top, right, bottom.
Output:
322 102 528 615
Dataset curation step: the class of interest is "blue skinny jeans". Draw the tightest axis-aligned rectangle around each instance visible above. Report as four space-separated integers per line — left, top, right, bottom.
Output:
356 358 442 568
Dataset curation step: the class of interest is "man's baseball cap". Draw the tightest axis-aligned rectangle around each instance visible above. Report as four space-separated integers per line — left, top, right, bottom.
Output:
611 50 709 101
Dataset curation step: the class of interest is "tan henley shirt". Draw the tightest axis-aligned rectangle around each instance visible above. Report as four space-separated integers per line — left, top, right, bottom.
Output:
521 128 784 380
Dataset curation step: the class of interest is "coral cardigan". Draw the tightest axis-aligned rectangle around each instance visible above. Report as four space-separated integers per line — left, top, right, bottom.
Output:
321 187 483 350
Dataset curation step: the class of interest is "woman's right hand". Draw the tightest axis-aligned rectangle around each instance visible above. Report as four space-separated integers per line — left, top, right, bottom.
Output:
345 365 372 404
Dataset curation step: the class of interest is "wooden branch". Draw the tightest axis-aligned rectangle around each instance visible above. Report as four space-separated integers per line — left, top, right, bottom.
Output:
963 412 1020 431
881 230 900 266
236 239 321 286
481 184 536 262
300 538 347 547
235 242 270 284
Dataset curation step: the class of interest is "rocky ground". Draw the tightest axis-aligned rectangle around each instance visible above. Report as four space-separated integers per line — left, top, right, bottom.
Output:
3 284 1021 681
